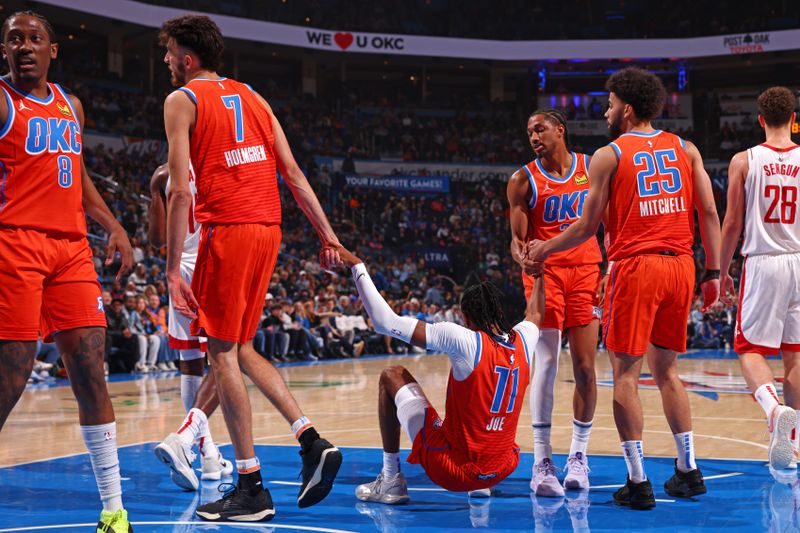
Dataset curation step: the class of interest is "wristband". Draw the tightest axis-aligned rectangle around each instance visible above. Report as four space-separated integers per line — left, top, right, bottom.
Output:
700 269 720 284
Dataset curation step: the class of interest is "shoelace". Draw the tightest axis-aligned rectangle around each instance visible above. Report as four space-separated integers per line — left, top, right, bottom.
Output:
216 482 238 500
99 509 125 532
564 457 591 474
536 461 557 477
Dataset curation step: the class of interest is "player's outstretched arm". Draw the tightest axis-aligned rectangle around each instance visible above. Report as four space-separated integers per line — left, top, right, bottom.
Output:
341 247 426 348
148 164 169 248
524 262 545 327
686 140 721 311
528 145 614 262
69 94 133 281
719 150 748 304
253 93 342 270
507 169 537 274
164 90 199 318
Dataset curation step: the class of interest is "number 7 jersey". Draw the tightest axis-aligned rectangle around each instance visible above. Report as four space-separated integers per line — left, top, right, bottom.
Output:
741 144 800 256
0 78 86 237
606 130 694 261
178 77 281 225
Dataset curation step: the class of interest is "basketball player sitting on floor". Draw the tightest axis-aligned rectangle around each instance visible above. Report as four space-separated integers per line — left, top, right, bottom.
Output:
337 247 543 502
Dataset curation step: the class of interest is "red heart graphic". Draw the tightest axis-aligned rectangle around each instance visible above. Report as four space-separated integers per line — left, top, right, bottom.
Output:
334 32 353 50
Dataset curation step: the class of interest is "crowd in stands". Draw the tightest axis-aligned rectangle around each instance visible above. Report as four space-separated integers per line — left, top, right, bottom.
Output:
152 0 798 40
27 70 762 377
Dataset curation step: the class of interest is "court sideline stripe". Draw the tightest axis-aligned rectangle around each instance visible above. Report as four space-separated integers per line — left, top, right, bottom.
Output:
0 522 356 533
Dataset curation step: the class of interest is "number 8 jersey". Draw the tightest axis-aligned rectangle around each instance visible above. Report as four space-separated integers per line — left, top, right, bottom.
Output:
178 77 281 225
0 78 86 237
606 130 694 261
741 144 800 256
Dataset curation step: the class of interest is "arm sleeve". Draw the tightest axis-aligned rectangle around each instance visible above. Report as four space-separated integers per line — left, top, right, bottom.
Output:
513 320 541 374
424 322 478 381
351 263 418 343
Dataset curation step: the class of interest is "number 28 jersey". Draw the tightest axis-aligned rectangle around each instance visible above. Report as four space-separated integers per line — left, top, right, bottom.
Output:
606 130 694 261
179 77 281 226
0 78 86 238
742 144 800 256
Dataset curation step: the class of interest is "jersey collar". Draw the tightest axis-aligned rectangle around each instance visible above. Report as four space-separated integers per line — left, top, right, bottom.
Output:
534 151 577 183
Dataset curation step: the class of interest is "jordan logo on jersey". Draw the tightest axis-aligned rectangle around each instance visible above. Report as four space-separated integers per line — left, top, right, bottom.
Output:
18 100 31 111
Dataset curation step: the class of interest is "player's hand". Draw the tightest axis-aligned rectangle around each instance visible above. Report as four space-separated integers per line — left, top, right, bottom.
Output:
525 239 552 263
337 246 362 268
529 261 544 278
107 227 134 282
319 244 343 270
169 275 199 319
720 273 736 306
597 273 610 307
699 278 720 312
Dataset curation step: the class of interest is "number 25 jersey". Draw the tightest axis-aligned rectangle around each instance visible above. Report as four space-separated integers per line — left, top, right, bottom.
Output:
0 78 85 238
606 130 694 261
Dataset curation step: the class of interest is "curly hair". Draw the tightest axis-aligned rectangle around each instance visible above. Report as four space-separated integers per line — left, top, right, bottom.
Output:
460 281 516 344
757 86 797 127
2 10 56 42
605 67 666 121
529 108 570 149
159 15 224 72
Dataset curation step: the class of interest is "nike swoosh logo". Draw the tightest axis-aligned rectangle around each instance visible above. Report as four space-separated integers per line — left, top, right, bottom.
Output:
356 273 365 282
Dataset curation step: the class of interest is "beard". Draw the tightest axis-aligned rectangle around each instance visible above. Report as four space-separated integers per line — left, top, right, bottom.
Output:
608 113 623 140
170 62 186 87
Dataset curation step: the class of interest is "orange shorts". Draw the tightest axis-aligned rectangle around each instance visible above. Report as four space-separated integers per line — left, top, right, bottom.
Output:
406 406 519 492
523 263 601 331
191 223 281 343
602 254 694 356
0 227 105 341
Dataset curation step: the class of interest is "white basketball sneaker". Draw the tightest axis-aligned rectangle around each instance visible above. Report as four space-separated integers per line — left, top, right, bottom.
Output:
355 472 410 505
530 458 565 497
769 405 798 470
154 432 198 490
201 452 234 481
563 452 590 490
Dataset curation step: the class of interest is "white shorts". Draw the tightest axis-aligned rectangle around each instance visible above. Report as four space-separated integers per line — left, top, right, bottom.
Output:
168 261 207 359
736 253 800 354
395 382 431 444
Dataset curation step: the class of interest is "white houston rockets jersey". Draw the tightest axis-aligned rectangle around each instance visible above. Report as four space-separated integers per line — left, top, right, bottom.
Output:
741 144 800 256
165 162 201 263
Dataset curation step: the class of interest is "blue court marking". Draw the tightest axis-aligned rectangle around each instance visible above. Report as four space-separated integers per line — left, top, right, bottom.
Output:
26 349 752 391
0 444 790 531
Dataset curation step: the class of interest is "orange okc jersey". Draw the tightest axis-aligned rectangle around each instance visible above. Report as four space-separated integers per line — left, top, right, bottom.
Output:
0 78 85 237
523 152 601 265
442 330 531 471
606 130 694 260
179 77 280 225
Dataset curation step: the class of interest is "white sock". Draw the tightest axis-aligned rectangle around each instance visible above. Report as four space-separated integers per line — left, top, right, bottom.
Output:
754 383 781 419
531 328 560 465
180 374 203 414
621 440 646 483
383 452 400 477
533 424 552 465
176 407 207 446
673 431 697 472
197 413 219 459
81 422 123 511
290 416 313 439
569 419 593 458
236 456 260 473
